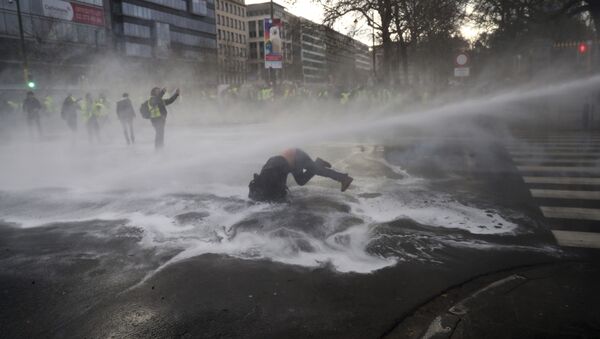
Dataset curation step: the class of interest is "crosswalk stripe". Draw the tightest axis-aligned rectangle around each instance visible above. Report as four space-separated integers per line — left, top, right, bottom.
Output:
530 189 600 200
507 142 600 146
510 151 600 157
552 230 600 249
523 177 600 185
517 166 600 174
508 147 600 152
541 206 600 221
514 159 599 165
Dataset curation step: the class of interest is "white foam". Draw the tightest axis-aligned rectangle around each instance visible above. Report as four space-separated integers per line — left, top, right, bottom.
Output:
0 138 525 276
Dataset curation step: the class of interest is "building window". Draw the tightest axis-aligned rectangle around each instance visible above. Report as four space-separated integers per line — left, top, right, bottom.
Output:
249 42 257 59
249 20 256 38
258 20 263 37
259 41 264 58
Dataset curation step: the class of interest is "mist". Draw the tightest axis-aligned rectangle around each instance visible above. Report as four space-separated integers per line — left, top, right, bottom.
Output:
3 53 594 275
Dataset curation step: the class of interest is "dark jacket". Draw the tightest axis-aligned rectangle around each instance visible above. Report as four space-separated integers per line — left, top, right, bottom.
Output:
23 97 42 117
61 96 78 120
248 155 291 202
150 92 179 120
116 97 135 120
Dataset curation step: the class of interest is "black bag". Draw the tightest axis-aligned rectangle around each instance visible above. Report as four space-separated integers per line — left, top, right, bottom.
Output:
139 100 151 119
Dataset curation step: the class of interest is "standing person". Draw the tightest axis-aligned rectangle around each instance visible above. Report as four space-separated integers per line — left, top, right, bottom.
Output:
44 94 56 116
82 93 100 143
22 91 42 139
97 93 110 128
61 94 80 133
248 148 353 202
145 87 179 150
116 93 135 144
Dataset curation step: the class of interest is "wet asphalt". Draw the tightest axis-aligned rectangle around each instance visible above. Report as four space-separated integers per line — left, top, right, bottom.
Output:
0 128 594 338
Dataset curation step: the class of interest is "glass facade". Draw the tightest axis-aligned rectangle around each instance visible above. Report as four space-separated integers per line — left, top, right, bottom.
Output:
0 11 105 44
125 41 153 57
121 2 215 34
171 30 216 49
123 22 151 39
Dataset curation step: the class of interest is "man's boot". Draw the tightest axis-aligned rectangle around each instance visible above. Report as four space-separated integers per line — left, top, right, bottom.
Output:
340 175 353 192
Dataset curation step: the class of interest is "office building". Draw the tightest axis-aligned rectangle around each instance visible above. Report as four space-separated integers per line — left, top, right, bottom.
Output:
289 16 326 84
111 0 218 85
215 0 247 84
246 1 292 82
0 0 109 87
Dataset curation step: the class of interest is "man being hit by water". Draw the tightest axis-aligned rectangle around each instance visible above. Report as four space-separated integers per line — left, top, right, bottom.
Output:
249 148 354 202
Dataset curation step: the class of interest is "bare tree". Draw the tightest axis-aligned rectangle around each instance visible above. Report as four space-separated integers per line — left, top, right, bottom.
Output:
311 0 466 86
560 0 600 36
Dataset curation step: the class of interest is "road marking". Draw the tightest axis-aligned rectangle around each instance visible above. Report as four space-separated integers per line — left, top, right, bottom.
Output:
510 151 600 157
507 142 600 146
514 159 599 165
507 147 600 153
552 230 600 249
541 206 600 221
524 177 600 185
530 189 600 200
517 166 600 174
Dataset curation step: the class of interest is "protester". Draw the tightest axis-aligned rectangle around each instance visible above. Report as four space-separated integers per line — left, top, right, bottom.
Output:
143 87 180 150
22 91 42 139
61 94 80 133
82 93 100 143
116 93 136 144
249 148 353 202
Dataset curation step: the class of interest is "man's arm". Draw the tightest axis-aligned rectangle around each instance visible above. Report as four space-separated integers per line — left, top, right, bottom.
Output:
163 89 180 106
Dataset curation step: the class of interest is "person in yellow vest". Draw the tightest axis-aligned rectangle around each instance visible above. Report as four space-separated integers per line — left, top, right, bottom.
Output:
82 93 100 143
148 87 180 150
43 95 56 116
340 91 351 104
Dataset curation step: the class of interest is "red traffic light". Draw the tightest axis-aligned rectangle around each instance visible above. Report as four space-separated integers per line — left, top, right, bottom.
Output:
578 42 588 54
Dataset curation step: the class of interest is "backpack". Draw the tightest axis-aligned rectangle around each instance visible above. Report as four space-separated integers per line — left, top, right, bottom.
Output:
139 100 151 119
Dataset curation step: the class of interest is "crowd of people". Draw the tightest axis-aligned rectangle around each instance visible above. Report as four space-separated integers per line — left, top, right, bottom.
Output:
0 82 406 150
0 87 180 150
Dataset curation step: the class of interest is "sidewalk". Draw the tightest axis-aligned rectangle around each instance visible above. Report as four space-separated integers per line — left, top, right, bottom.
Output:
385 261 600 339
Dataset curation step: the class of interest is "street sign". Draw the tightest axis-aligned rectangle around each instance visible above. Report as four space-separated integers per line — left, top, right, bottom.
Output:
455 53 469 66
454 67 470 77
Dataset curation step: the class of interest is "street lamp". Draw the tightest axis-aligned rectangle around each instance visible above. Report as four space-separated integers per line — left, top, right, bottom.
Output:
8 0 31 89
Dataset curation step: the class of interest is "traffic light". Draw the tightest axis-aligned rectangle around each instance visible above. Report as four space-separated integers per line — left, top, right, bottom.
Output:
578 42 588 54
26 73 36 89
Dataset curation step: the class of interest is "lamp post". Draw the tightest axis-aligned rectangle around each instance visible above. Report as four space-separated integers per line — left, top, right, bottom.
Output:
268 0 275 87
9 0 31 88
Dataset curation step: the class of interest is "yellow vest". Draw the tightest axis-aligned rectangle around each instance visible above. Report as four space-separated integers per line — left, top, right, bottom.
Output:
81 100 93 120
148 100 161 119
44 96 55 112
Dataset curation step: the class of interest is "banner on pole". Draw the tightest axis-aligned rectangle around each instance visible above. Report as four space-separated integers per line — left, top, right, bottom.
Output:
264 18 283 69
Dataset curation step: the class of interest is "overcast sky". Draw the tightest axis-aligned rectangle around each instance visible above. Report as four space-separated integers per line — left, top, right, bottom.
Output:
244 0 480 45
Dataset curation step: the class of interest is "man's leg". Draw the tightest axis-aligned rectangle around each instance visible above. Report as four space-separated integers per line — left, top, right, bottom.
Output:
35 116 42 138
292 149 348 185
27 118 33 139
120 120 130 144
152 118 165 149
86 120 92 143
128 120 135 143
